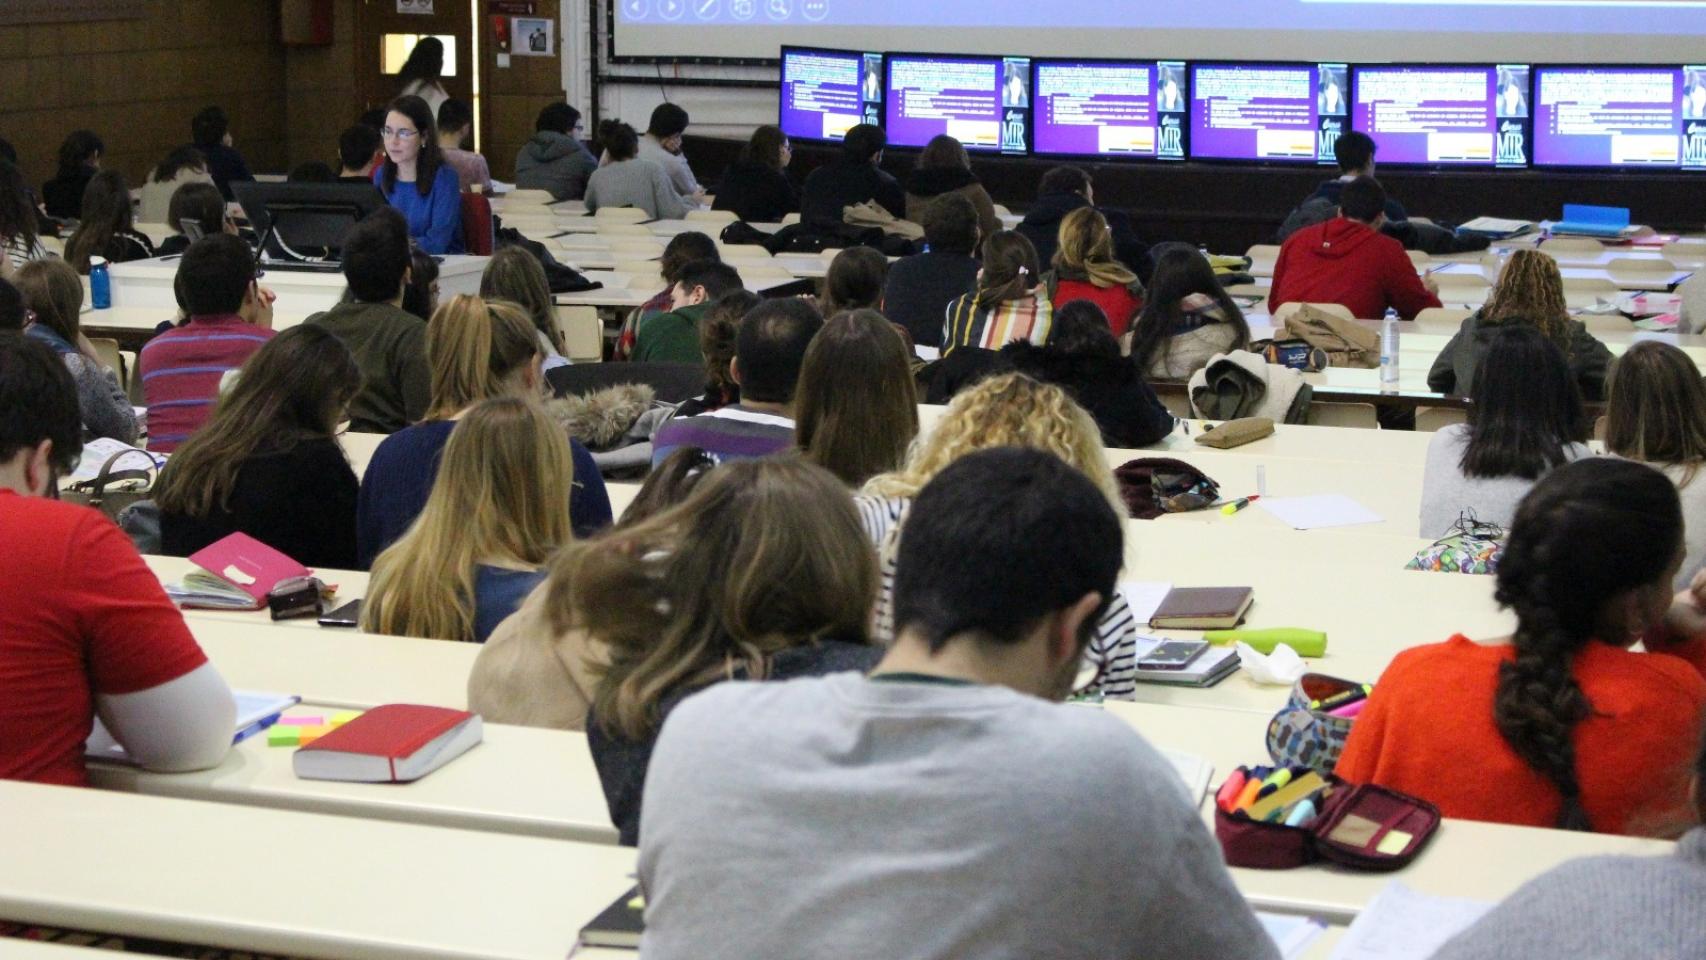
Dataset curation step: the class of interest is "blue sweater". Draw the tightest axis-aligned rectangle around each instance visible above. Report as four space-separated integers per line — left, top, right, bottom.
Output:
377 165 464 254
473 566 546 644
355 420 613 569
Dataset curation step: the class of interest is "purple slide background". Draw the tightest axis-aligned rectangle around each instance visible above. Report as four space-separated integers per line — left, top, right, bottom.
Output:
1533 67 1684 167
1033 62 1157 156
1191 63 1320 162
1352 66 1497 165
780 49 862 141
885 55 1003 149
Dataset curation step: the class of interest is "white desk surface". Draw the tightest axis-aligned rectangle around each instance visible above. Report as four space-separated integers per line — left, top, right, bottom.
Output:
144 555 371 631
0 940 123 959
106 256 487 317
193 619 477 711
0 780 634 960
88 720 617 846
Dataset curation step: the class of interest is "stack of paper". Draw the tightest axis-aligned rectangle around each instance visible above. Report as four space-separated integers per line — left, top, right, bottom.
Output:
1259 495 1383 531
165 571 263 610
1260 913 1328 960
1328 882 1494 960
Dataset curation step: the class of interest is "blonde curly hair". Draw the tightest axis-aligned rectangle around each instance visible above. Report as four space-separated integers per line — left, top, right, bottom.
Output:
1484 249 1570 345
862 372 1123 515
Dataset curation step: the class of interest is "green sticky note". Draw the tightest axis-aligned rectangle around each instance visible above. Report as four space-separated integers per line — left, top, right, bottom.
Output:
267 727 301 748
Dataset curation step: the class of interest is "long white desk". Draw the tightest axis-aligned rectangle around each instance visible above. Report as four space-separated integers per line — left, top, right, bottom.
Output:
106 255 487 317
193 620 477 710
0 780 634 960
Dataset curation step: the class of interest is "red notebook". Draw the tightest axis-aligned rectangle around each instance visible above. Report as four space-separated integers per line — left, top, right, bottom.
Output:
184 533 312 609
292 704 483 783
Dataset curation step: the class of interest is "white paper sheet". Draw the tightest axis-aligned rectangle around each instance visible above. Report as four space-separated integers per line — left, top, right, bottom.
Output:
1118 581 1173 625
1260 912 1329 960
1258 495 1383 530
1328 882 1494 960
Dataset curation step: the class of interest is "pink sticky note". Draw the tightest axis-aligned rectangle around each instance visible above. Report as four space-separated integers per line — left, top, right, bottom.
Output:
279 715 326 727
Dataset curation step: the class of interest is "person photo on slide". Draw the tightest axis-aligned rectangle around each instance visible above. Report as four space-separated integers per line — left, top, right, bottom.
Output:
1003 62 1028 107
1319 67 1346 115
1685 72 1706 120
864 55 883 103
1157 68 1184 112
1498 69 1528 118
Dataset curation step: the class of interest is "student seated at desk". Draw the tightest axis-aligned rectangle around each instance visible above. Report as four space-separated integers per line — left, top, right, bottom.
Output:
1431 735 1706 960
1267 176 1441 322
155 181 234 258
633 259 744 365
514 103 597 202
357 295 609 568
651 298 821 466
1419 327 1593 538
795 309 919 488
364 397 571 643
0 331 235 786
586 457 883 845
584 121 689 223
639 448 1277 960
903 134 1000 242
637 103 705 207
799 124 905 226
375 96 463 256
15 259 137 444
818 246 887 318
0 160 49 269
1016 165 1148 280
64 170 155 273
436 99 492 196
1284 132 1409 235
306 208 432 433
1130 243 1252 382
156 326 361 569
1428 249 1614 401
41 129 101 221
338 123 383 184
1341 457 1706 837
480 247 566 368
941 230 1053 358
613 231 720 360
1043 207 1145 339
137 235 276 452
1604 342 1706 591
883 194 982 350
138 146 213 225
710 124 797 225
1000 301 1174 449
859 374 1139 700
189 106 254 201
672 289 756 419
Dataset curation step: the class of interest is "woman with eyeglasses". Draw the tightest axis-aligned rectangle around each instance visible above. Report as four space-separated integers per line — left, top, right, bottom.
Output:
375 95 464 255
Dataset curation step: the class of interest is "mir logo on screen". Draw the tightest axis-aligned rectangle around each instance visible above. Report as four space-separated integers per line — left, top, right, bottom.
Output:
1686 122 1706 167
1158 114 1184 159
1498 121 1528 166
1002 109 1026 153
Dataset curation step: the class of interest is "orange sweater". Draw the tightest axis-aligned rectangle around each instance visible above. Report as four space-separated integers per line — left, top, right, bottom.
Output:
1336 635 1706 836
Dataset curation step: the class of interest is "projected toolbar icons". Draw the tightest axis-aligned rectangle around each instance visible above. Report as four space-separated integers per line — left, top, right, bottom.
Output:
731 0 756 17
623 0 648 17
694 0 720 18
767 0 791 19
803 0 829 19
658 0 685 19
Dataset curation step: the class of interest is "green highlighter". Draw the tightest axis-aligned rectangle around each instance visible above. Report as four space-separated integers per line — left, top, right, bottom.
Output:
1202 627 1328 657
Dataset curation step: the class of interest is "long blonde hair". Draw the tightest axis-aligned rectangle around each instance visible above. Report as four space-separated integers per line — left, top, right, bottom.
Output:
863 372 1122 515
479 247 562 353
423 294 540 421
1053 206 1138 290
362 396 575 641
552 458 877 741
1485 249 1570 344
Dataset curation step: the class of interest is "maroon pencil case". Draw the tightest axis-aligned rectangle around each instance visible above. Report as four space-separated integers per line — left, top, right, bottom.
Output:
1215 768 1441 871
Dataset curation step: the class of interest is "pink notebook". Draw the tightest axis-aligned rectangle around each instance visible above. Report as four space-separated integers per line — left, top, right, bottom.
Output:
186 533 312 608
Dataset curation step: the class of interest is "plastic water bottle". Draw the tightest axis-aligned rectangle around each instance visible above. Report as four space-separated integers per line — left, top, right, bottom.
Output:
89 257 111 310
1379 312 1400 393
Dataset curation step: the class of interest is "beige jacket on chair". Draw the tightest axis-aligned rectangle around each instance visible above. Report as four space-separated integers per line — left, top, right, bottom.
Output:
467 582 608 731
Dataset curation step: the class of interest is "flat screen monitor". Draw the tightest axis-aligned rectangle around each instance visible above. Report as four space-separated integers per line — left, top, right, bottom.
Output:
1533 65 1706 170
779 46 882 144
884 52 1029 154
1188 61 1347 164
1030 59 1186 160
1351 64 1529 167
232 181 389 263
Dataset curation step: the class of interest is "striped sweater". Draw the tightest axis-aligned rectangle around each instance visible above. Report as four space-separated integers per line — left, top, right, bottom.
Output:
942 291 1053 358
853 495 1138 700
139 315 274 451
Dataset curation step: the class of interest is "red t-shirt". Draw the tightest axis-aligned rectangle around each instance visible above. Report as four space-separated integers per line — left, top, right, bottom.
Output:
1053 279 1143 338
1267 218 1443 321
0 490 209 786
1336 634 1706 836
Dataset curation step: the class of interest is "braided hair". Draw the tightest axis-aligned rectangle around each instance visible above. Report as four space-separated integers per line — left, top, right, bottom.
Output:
1492 458 1682 830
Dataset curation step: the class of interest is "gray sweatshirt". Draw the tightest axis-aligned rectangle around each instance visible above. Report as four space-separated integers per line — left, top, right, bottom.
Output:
1431 827 1706 960
1418 424 1592 538
584 158 689 221
637 673 1281 960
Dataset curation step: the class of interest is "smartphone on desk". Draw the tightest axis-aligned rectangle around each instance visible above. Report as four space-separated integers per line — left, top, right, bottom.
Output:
1137 639 1209 671
317 598 363 628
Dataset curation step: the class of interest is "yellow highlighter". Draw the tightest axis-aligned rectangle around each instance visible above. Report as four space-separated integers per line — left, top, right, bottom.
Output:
1203 627 1328 657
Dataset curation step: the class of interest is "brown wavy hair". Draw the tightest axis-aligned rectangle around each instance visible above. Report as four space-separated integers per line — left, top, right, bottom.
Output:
795 309 919 486
1484 249 1571 345
1604 341 1706 488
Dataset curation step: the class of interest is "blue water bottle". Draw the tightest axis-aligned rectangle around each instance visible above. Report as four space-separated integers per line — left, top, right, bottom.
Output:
89 256 111 310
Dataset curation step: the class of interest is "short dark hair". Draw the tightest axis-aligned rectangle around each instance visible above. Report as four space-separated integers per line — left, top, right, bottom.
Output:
1334 131 1377 173
191 106 230 147
537 102 581 135
648 102 690 139
56 130 103 176
603 122 640 162
0 278 24 331
437 98 473 134
177 234 256 316
0 330 83 475
736 298 823 403
1338 176 1388 223
842 123 886 163
168 182 225 240
1039 166 1092 198
341 207 414 303
659 231 718 284
675 259 744 303
338 124 382 171
894 447 1122 652
922 193 981 255
1048 301 1120 359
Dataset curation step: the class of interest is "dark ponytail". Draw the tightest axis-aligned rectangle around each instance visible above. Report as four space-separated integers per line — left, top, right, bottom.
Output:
1492 457 1683 830
975 230 1041 308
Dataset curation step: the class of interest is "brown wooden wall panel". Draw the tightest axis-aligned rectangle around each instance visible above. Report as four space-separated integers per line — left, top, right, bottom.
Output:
481 0 565 181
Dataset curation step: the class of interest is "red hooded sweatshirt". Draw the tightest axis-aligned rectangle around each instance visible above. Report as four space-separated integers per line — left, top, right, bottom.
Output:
1268 218 1443 321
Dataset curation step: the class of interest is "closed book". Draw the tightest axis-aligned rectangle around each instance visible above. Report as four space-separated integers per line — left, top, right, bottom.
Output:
1149 587 1254 630
292 704 482 783
578 886 645 949
1133 644 1241 688
181 532 312 609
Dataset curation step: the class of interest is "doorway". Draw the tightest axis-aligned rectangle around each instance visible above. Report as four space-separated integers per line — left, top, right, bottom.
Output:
356 0 483 151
